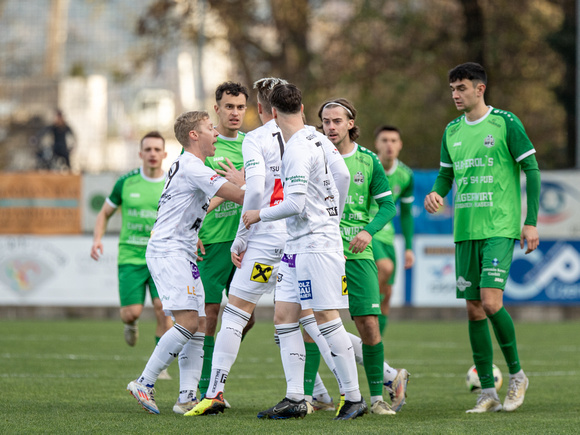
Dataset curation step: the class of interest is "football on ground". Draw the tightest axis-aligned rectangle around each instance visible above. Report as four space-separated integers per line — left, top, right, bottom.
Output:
466 364 503 393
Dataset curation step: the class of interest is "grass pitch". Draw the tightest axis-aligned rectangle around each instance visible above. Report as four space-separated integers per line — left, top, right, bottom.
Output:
1 317 579 434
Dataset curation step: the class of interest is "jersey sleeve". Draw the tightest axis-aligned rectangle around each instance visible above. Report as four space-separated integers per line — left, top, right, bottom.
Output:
242 133 267 180
283 145 310 195
369 153 392 200
107 177 124 208
432 133 454 197
506 113 536 162
189 163 228 198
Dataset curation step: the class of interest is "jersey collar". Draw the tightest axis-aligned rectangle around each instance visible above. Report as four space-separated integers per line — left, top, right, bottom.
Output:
140 167 166 182
464 106 493 126
385 159 399 176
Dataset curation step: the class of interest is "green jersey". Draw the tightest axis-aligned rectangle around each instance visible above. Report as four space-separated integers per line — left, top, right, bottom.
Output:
371 159 414 246
340 144 392 261
198 132 245 244
440 107 535 242
108 168 165 265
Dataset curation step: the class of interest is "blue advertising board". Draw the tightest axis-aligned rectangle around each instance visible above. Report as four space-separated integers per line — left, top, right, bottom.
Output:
505 240 580 304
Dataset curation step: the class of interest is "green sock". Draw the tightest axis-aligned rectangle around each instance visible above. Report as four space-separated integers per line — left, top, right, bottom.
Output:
199 335 215 396
155 336 161 345
378 314 388 335
304 342 320 396
488 307 521 374
468 319 495 389
362 342 385 396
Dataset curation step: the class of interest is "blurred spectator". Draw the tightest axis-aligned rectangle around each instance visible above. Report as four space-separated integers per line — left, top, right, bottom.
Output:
36 109 75 170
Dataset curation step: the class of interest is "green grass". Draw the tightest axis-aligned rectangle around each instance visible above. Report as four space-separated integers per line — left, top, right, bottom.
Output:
1 318 579 434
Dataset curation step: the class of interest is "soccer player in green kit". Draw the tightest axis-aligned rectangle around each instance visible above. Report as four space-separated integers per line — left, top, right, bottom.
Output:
371 125 415 336
91 132 173 378
318 98 405 414
197 81 251 397
425 62 540 413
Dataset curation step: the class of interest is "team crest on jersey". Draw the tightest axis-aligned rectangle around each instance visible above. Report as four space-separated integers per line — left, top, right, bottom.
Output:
250 262 274 283
341 275 348 295
299 280 313 300
457 276 472 291
484 135 495 148
353 171 364 185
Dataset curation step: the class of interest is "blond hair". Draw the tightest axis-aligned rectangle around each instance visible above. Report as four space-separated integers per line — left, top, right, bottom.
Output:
174 111 209 147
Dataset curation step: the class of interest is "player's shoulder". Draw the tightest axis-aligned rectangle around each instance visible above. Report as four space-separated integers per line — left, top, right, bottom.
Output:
116 168 141 183
487 107 523 125
355 143 382 165
396 159 414 175
444 114 465 131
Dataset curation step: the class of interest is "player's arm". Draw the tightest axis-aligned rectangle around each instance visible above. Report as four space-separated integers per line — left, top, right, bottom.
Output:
214 182 245 207
520 154 540 254
90 201 116 261
243 191 305 229
425 136 454 213
400 174 415 268
328 156 351 218
208 157 246 212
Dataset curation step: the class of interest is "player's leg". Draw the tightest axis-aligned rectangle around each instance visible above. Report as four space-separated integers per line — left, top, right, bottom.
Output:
118 264 147 347
127 257 204 414
374 239 396 335
147 274 174 380
346 259 394 415
458 241 501 413
480 238 528 412
197 242 237 396
257 257 308 419
303 252 366 420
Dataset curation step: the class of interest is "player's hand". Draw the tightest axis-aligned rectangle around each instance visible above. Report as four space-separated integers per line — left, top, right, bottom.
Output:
424 192 444 214
216 157 245 187
197 238 205 261
231 250 246 268
90 241 103 261
349 230 372 254
520 225 539 254
404 249 415 269
242 210 261 229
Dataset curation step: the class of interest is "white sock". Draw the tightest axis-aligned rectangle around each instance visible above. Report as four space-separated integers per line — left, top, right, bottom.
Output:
276 322 305 401
139 324 192 387
313 373 332 403
177 331 204 400
347 332 364 366
482 387 500 400
300 314 342 393
510 369 525 379
319 318 361 402
383 363 398 385
206 304 251 398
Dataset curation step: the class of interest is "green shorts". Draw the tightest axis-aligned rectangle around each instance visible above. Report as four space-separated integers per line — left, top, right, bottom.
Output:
345 259 381 317
455 237 516 300
372 239 397 285
198 241 236 304
118 264 159 307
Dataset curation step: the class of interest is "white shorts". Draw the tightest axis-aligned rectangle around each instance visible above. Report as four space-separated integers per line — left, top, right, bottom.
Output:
146 256 206 317
229 239 284 304
275 251 348 311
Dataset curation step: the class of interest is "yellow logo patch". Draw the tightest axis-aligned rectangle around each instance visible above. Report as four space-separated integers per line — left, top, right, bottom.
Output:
187 285 196 295
342 275 348 295
251 262 274 283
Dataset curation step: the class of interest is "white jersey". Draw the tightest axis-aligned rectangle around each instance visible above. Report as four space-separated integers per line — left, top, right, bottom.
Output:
146 151 227 261
241 118 287 241
282 128 343 254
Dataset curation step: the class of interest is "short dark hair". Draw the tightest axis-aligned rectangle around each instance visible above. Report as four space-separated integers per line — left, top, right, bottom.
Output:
317 98 360 142
373 125 400 140
448 62 487 85
270 83 302 114
140 130 165 148
215 81 249 104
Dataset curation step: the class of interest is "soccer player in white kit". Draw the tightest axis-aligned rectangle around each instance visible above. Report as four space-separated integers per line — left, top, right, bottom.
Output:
243 83 367 420
126 111 246 415
185 77 290 416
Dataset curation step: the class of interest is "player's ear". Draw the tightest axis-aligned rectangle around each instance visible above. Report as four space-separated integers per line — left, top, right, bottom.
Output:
272 107 278 119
